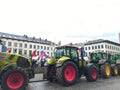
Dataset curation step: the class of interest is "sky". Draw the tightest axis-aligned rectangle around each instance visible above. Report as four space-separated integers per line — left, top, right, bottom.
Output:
0 0 120 45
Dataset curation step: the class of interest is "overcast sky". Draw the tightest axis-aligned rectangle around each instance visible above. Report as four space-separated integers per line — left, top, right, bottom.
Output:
0 0 120 45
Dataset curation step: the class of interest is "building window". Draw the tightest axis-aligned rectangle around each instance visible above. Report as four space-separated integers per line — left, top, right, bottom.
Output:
19 43 22 47
110 46 111 49
24 44 27 48
34 45 36 49
37 45 39 49
47 47 49 50
98 45 100 49
37 51 39 55
13 48 17 54
101 45 104 48
51 47 52 50
95 46 97 49
29 50 32 57
92 46 94 50
41 46 43 49
112 46 113 50
29 45 32 48
8 42 12 46
88 47 90 50
44 46 46 50
24 50 27 55
105 45 107 49
19 49 22 55
14 42 17 47
3 41 6 45
85 47 87 50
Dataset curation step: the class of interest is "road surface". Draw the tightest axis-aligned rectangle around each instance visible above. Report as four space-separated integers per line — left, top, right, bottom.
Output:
27 76 120 90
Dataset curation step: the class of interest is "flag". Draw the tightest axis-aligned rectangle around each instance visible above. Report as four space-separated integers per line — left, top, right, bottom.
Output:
2 45 6 52
32 50 38 60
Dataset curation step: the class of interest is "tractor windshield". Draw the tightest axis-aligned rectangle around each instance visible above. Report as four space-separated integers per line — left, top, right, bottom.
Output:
91 53 105 61
54 48 66 58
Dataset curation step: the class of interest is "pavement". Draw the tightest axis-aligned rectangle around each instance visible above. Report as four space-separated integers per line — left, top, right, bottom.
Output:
29 73 44 82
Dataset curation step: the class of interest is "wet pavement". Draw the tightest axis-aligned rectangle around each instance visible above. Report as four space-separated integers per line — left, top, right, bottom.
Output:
1 75 120 90
27 75 120 90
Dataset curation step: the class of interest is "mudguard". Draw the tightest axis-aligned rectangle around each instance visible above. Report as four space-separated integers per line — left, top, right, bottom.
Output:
98 59 107 65
86 63 94 68
0 63 16 76
56 56 71 68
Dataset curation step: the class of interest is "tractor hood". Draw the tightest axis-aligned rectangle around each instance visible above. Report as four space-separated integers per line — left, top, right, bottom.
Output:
46 56 70 65
0 52 11 69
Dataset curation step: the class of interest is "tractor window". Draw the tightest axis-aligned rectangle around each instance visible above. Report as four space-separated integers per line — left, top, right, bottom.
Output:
102 53 106 59
71 49 78 61
54 48 66 58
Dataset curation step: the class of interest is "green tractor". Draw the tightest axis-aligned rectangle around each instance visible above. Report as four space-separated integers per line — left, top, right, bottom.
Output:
43 45 98 86
90 52 120 78
0 40 34 90
110 54 120 76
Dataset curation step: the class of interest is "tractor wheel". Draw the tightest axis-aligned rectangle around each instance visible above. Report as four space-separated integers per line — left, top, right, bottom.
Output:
56 61 79 86
43 66 55 82
111 65 118 76
1 67 28 90
43 67 48 80
85 65 98 81
117 65 120 75
101 62 111 78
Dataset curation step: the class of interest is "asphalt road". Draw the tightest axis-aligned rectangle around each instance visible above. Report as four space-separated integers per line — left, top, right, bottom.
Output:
27 76 120 90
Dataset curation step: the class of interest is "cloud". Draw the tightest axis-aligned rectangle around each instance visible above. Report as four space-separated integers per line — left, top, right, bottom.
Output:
0 0 120 45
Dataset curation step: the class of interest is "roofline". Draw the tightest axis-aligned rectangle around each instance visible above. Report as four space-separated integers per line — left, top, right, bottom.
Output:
85 39 120 46
0 32 56 45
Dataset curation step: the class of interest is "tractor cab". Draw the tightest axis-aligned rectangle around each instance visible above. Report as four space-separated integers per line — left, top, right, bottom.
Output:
54 45 79 62
90 52 108 64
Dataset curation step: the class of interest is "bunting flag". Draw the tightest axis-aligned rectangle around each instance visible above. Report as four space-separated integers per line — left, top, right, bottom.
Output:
2 45 6 52
6 48 11 53
32 50 38 60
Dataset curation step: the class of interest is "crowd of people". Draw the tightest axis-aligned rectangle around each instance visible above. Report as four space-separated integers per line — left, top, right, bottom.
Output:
31 50 49 68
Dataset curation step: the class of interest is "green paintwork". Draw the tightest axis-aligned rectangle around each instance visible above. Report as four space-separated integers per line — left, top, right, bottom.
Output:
79 60 87 67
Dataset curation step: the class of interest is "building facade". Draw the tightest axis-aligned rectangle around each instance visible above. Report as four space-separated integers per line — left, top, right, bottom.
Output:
0 32 56 57
118 33 120 43
84 39 120 56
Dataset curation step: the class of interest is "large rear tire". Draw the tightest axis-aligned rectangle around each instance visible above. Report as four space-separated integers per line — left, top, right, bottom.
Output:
101 62 111 78
1 67 29 90
86 65 98 81
56 61 79 86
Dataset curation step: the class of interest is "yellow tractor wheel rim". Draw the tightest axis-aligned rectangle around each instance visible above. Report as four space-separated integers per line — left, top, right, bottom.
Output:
105 65 110 76
114 67 118 75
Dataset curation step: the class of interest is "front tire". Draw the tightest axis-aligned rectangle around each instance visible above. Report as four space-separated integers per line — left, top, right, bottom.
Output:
86 65 98 81
56 61 79 86
111 65 118 76
101 62 111 78
1 67 28 90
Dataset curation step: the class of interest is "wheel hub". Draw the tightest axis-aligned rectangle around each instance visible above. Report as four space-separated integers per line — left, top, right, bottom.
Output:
12 78 19 83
